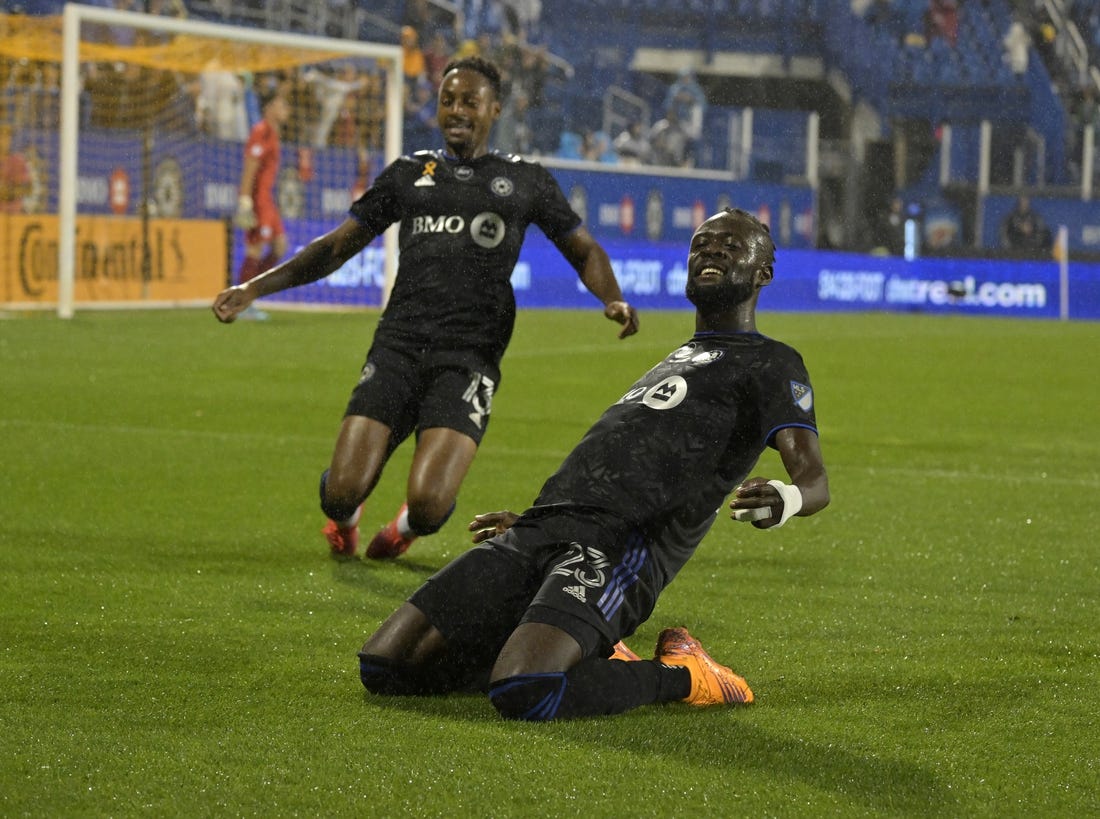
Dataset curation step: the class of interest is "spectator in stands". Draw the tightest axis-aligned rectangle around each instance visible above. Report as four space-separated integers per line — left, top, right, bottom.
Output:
579 129 599 162
1076 85 1100 142
580 129 613 163
356 69 387 154
1068 85 1100 182
329 93 360 150
0 123 32 214
500 0 542 43
280 68 316 147
648 107 691 168
1035 21 1059 72
34 61 61 131
494 86 532 155
495 34 525 89
871 196 907 256
1002 15 1032 80
523 43 559 109
403 76 438 148
663 67 706 160
423 31 453 91
925 0 958 48
197 57 248 142
303 63 368 149
403 0 438 40
401 25 427 90
1000 195 1053 253
233 89 291 320
462 0 507 41
454 38 482 61
865 0 906 44
613 121 651 166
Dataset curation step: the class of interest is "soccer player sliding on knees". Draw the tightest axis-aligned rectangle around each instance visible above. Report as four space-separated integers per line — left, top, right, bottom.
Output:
357 208 829 720
211 57 638 559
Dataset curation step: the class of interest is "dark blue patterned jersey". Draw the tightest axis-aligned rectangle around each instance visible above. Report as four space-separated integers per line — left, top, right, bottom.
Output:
529 331 818 583
349 149 581 363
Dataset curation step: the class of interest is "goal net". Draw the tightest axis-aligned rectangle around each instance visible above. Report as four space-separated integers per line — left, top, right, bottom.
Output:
0 5 402 317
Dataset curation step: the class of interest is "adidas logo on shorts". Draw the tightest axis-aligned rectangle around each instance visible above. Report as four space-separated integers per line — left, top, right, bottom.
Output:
563 585 587 603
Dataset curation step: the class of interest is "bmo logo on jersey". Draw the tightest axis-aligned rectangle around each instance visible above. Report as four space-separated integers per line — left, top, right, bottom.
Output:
410 214 465 235
620 375 688 410
409 212 506 249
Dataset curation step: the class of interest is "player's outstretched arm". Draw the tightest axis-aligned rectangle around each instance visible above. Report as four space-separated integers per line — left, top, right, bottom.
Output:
468 510 519 543
213 217 375 323
729 427 829 529
553 227 639 339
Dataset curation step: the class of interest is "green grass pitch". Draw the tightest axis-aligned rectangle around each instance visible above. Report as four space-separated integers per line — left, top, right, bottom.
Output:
2 306 1098 816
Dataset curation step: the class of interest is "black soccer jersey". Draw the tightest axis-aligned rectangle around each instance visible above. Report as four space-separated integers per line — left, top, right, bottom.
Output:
349 149 582 363
530 331 818 583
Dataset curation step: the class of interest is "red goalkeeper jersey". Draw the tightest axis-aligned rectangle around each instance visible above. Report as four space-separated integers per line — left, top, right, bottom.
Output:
244 119 280 211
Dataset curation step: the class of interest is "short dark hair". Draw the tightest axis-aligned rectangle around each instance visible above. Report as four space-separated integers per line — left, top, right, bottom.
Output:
441 56 503 99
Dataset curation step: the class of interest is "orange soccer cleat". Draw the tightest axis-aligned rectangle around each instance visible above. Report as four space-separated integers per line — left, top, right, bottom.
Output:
365 503 417 559
323 519 359 558
655 627 754 706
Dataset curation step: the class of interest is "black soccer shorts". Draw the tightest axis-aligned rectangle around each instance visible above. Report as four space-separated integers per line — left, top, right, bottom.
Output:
408 510 660 666
344 341 500 446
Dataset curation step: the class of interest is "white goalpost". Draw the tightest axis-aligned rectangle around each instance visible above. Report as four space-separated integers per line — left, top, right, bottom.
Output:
41 3 403 318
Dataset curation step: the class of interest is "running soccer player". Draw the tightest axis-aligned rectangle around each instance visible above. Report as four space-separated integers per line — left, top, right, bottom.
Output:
212 57 638 558
233 89 291 320
357 207 830 720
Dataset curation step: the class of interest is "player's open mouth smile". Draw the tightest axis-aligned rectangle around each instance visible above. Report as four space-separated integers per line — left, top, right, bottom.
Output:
444 120 472 136
694 265 725 280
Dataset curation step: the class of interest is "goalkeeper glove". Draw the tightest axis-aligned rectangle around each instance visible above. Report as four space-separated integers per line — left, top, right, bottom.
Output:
234 194 257 230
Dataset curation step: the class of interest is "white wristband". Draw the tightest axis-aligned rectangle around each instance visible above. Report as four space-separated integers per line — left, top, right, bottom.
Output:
238 194 253 209
766 480 803 528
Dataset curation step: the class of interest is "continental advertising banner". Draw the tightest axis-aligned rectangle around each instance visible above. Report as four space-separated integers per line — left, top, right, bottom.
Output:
1 214 227 306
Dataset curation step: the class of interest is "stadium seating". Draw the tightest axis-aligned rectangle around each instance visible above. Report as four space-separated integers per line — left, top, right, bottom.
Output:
6 0 1084 186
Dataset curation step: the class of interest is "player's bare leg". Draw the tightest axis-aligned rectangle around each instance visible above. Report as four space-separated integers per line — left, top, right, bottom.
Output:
366 427 477 559
321 415 393 557
491 622 584 680
360 602 447 664
358 602 455 694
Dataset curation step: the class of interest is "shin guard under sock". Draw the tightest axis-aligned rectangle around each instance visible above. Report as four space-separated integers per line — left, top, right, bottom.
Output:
489 658 691 721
